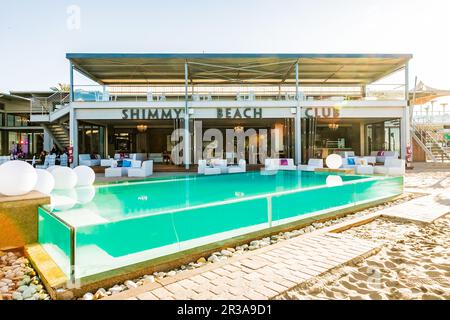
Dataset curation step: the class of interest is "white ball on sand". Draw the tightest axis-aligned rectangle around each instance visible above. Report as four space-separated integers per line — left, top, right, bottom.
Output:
0 160 37 196
34 169 55 195
73 165 95 186
51 167 78 190
326 175 343 187
326 154 343 169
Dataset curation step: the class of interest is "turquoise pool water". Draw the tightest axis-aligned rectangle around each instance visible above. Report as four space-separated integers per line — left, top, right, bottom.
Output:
38 171 403 279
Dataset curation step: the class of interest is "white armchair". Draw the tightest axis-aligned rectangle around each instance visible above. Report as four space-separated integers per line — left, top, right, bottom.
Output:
228 159 246 174
298 158 323 171
128 160 153 178
374 158 405 176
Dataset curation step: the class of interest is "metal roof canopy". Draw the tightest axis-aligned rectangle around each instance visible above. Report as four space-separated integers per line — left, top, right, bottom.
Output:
66 53 412 86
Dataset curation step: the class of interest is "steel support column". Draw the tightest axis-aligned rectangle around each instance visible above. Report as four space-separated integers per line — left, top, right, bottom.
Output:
184 62 190 169
294 62 302 165
69 63 74 102
69 106 78 167
401 63 410 160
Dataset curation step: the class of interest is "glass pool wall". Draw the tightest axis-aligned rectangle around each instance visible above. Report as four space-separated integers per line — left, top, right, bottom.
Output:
38 175 403 280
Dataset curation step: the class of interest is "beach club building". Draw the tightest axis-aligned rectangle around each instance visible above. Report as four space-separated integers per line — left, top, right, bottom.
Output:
28 53 412 168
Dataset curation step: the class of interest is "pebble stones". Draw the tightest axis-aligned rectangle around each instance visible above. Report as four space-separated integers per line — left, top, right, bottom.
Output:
82 292 94 300
125 280 138 289
0 250 49 301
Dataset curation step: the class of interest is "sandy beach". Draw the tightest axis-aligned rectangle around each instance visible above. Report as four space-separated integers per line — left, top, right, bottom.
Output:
278 166 450 300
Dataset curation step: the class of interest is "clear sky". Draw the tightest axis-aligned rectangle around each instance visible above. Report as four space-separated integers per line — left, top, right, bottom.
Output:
1 0 449 97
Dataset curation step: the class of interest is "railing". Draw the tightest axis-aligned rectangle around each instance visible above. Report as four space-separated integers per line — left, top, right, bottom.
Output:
413 111 450 124
412 121 450 162
70 84 406 103
30 91 70 116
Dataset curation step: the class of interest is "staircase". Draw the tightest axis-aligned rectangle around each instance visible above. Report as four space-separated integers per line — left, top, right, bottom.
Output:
412 122 450 162
29 91 71 150
42 122 70 150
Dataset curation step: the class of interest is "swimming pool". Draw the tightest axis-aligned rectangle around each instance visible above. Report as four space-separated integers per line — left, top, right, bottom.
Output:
38 171 403 280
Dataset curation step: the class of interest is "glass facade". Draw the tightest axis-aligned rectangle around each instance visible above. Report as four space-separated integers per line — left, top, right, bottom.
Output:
366 119 401 154
78 124 105 157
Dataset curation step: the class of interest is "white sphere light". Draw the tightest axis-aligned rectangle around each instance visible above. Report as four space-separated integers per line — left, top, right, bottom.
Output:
326 175 343 187
47 165 60 173
51 167 78 190
50 195 77 211
73 165 95 186
0 161 37 196
34 169 55 195
50 189 78 210
75 186 96 204
326 154 343 169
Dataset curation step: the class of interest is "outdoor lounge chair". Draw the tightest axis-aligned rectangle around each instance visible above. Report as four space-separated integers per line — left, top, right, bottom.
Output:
60 154 68 167
298 158 323 171
128 160 153 178
148 153 164 163
36 154 56 169
79 154 101 167
228 159 246 173
373 158 405 176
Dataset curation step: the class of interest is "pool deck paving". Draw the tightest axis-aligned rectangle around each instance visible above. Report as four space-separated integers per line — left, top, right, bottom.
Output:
379 193 450 224
102 231 381 300
102 188 449 300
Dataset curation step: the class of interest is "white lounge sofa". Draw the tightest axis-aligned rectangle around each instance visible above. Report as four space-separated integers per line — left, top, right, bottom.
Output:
210 158 228 173
105 159 142 177
265 158 297 171
334 151 355 158
228 159 246 174
298 158 323 171
148 153 164 163
197 159 223 175
128 160 153 178
373 158 405 176
79 154 100 167
130 153 147 161
370 151 399 164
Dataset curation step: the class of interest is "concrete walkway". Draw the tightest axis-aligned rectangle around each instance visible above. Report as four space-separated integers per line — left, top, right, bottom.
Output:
103 232 381 300
380 193 450 224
